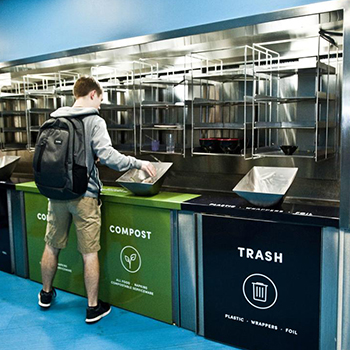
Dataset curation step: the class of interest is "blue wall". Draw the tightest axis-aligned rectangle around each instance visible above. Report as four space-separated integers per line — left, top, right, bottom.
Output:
0 0 331 63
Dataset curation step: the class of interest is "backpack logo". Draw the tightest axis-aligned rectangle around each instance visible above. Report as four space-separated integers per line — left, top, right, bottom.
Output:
54 139 63 145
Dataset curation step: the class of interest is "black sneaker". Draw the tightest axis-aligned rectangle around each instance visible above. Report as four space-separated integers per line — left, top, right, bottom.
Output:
86 300 111 324
38 288 57 308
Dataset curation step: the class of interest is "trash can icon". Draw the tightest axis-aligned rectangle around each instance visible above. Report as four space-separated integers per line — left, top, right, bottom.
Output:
252 282 268 302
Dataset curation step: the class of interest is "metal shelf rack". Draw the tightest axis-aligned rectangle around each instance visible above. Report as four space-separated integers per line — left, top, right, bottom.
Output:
92 65 138 155
0 80 27 150
23 73 62 150
138 61 188 157
189 46 269 159
189 34 340 161
251 36 340 161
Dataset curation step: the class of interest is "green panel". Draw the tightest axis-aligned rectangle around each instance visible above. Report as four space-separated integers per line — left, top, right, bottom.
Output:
101 186 200 210
16 182 40 193
99 202 173 324
19 181 199 322
24 192 85 297
17 182 200 210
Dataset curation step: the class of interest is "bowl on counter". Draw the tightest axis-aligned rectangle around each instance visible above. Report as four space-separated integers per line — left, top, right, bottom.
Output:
116 162 173 196
233 166 298 207
0 156 21 181
280 145 298 155
199 138 221 153
218 138 243 154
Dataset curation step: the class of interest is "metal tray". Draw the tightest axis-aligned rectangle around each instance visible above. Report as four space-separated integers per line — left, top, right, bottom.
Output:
233 166 298 207
0 156 21 180
116 162 173 196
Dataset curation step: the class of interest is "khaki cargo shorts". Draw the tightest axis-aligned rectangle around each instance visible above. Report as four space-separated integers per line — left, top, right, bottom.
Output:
45 197 101 254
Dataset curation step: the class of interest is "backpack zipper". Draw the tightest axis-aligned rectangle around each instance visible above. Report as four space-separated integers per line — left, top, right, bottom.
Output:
36 139 47 172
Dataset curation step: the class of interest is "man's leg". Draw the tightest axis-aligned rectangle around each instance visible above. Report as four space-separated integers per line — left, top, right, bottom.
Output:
83 251 111 323
41 243 60 292
82 252 99 307
73 197 111 323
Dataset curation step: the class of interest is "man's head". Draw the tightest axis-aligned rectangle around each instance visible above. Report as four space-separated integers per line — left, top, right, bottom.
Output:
73 76 103 109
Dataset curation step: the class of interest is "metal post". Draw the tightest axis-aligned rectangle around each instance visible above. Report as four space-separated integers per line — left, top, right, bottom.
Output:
340 2 350 350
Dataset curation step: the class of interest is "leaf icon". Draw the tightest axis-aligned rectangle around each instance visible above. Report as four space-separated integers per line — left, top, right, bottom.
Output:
125 254 133 269
122 250 140 271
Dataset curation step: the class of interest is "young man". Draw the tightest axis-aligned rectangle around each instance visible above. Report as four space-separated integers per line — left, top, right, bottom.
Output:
37 76 156 324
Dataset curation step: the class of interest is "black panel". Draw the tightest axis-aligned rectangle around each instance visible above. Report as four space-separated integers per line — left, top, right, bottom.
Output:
182 192 339 227
202 215 322 350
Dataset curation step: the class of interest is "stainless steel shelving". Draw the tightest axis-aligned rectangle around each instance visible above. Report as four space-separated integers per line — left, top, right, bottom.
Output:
138 62 188 157
189 35 340 161
190 47 265 159
0 81 27 150
23 74 60 150
92 65 137 155
251 35 339 161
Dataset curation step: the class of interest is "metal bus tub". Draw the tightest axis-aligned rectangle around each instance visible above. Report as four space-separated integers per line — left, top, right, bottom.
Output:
233 166 298 207
0 156 21 180
116 162 173 196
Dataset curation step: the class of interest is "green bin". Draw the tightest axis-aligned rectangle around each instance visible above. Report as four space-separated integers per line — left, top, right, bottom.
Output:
99 201 173 323
17 182 199 324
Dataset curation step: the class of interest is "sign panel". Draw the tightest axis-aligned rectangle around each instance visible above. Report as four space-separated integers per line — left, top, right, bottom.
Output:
202 215 321 350
99 202 173 324
24 193 85 296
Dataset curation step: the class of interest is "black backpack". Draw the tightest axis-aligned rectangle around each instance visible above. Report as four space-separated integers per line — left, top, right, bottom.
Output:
33 113 96 200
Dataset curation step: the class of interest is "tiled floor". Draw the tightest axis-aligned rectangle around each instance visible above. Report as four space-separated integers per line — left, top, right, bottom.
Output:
0 271 236 350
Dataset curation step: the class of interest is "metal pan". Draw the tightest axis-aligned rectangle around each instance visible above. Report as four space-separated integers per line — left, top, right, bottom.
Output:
116 162 173 196
233 166 298 207
0 156 21 180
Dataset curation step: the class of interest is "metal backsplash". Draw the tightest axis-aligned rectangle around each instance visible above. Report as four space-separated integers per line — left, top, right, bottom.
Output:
1 0 346 205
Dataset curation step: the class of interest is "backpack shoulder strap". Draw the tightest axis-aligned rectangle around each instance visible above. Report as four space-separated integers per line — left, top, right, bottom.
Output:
63 111 101 119
50 111 101 120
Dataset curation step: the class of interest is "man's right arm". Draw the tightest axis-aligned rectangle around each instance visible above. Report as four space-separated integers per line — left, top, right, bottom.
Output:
91 117 156 176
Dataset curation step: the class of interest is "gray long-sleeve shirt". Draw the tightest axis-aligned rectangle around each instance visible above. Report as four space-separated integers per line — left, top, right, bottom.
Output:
50 107 142 198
